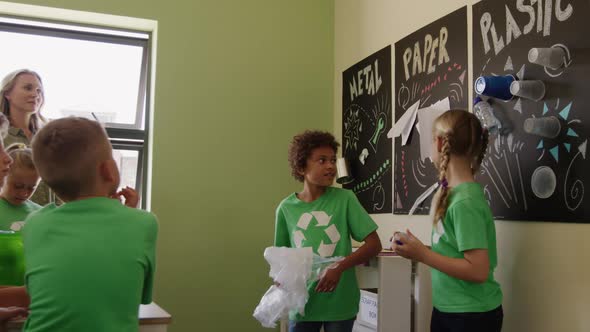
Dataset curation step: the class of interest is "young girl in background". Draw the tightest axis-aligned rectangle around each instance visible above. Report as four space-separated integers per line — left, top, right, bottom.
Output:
0 144 40 286
0 113 27 325
392 110 503 332
0 143 41 232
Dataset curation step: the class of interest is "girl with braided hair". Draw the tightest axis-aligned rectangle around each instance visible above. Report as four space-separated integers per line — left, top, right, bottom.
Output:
392 110 503 332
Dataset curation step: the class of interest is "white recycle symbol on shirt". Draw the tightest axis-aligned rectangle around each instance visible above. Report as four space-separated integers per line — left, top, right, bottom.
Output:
292 211 341 257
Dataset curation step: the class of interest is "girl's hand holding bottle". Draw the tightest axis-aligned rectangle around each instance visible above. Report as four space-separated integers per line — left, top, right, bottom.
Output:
391 230 428 262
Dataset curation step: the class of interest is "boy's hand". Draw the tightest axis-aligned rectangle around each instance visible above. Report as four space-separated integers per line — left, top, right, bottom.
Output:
0 306 27 321
315 263 343 293
0 307 27 332
392 229 428 262
112 187 139 208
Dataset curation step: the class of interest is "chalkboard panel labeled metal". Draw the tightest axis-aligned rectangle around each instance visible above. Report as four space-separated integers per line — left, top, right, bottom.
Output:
473 0 590 222
342 46 392 214
393 7 468 215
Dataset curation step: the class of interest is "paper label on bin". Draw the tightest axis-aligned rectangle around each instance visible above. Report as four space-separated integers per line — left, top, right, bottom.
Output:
359 292 378 327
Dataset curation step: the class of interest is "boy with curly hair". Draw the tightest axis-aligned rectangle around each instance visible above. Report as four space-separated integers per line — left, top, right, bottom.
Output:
275 130 382 332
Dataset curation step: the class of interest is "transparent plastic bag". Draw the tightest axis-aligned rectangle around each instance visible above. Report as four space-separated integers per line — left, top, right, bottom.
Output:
310 254 344 284
253 246 343 328
252 285 292 328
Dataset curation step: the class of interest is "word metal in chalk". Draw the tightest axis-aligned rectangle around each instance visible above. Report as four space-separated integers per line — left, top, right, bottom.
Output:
348 59 383 102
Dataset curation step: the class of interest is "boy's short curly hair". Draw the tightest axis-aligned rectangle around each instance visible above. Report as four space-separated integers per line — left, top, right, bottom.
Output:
288 130 340 182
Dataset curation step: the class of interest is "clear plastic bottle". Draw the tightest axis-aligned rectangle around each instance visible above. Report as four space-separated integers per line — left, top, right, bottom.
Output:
473 96 501 136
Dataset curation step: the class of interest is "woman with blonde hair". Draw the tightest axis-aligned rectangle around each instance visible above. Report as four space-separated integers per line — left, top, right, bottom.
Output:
0 69 46 141
1 69 50 205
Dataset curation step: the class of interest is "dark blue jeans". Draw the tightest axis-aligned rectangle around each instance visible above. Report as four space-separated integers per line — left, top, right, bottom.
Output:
431 306 503 332
288 318 356 332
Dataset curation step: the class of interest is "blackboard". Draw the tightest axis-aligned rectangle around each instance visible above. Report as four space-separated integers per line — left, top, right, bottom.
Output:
473 0 590 222
342 46 392 214
393 7 469 214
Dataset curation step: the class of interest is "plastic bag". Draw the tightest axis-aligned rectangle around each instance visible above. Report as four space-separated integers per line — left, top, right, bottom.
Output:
253 246 343 328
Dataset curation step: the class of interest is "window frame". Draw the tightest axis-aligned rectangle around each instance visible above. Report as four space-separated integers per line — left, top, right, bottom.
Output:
111 139 145 207
0 3 157 210
0 16 151 131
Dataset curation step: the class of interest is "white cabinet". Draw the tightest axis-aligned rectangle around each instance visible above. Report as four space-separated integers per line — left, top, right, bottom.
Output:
356 254 432 332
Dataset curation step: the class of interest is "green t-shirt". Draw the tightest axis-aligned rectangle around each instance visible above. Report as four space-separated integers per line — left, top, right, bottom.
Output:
0 231 25 285
430 182 503 313
274 187 378 321
0 198 42 231
23 197 158 332
0 199 41 286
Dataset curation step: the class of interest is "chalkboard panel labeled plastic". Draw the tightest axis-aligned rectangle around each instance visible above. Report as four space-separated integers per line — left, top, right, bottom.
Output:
473 0 590 222
393 7 468 215
342 46 392 214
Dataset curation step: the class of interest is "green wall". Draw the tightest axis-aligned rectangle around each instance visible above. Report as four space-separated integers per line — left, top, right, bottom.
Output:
7 1 335 330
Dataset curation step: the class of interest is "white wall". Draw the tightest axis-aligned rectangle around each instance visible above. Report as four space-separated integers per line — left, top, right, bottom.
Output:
335 1 590 331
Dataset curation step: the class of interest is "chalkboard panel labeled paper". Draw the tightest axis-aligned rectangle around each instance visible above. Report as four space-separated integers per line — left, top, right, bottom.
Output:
393 7 468 215
342 46 392 214
473 0 590 222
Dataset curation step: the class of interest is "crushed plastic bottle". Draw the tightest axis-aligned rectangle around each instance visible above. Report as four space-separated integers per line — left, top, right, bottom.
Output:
473 96 502 136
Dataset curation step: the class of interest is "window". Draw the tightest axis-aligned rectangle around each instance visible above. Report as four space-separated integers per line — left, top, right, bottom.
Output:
113 143 144 207
0 13 154 208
